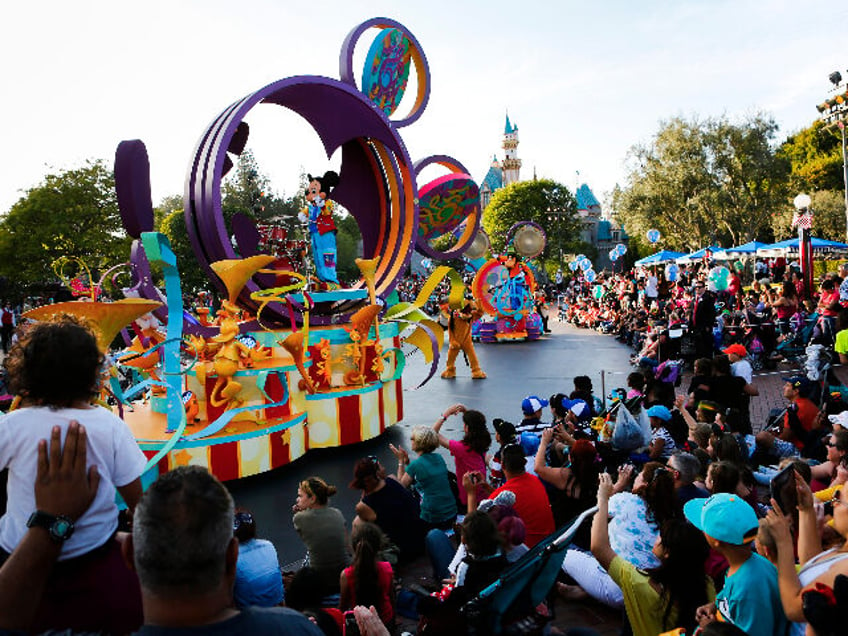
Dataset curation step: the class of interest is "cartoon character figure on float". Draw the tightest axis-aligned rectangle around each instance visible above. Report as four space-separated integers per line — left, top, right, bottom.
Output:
440 296 486 379
299 170 340 287
470 223 545 342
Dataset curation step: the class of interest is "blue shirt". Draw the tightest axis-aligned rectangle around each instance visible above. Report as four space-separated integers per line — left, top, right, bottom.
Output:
406 452 456 524
234 539 284 609
716 552 788 636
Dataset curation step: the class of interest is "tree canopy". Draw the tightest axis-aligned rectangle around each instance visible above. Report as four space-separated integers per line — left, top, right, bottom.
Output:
482 179 580 272
613 114 789 254
0 160 131 293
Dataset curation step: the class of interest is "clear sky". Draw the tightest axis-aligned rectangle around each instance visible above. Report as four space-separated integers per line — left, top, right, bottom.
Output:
1 0 846 216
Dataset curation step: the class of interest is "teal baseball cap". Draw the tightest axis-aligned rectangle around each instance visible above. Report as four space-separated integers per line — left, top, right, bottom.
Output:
684 493 758 545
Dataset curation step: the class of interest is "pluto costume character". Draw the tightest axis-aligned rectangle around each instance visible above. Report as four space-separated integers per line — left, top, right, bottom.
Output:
441 298 486 379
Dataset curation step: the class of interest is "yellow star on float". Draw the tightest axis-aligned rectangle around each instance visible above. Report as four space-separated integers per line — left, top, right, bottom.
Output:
173 449 193 466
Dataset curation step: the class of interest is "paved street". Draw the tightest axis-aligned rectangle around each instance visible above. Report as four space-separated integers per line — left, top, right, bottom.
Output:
228 318 634 566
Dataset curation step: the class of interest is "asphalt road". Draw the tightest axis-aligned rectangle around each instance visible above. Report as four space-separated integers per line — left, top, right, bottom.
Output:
226 319 634 565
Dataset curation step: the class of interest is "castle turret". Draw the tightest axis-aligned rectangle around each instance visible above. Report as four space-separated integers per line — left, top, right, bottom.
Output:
501 112 521 185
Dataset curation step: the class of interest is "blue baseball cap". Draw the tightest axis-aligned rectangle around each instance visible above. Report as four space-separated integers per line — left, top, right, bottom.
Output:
521 395 549 415
684 493 758 545
645 405 672 422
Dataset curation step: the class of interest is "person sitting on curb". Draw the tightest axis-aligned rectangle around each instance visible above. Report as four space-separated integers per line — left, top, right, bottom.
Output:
685 493 788 636
515 395 549 435
755 375 822 460
466 445 554 548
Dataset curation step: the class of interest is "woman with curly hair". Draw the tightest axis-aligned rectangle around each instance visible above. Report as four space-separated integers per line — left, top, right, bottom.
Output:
590 473 714 636
0 317 148 633
432 403 491 511
559 461 682 607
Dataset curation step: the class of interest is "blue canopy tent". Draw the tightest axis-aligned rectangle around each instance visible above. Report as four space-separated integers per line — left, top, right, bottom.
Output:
634 250 685 266
713 241 768 259
676 245 721 264
756 237 848 256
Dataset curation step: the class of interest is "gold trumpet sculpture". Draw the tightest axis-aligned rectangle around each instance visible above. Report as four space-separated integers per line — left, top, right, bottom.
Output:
282 331 315 394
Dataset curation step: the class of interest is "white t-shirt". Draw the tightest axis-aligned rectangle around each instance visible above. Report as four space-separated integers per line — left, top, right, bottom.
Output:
645 276 658 298
731 359 753 384
0 406 147 559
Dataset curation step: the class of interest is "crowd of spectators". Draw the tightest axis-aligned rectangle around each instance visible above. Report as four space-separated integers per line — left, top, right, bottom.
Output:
4 256 848 634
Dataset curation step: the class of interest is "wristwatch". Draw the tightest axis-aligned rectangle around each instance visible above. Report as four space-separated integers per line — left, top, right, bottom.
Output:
26 511 75 543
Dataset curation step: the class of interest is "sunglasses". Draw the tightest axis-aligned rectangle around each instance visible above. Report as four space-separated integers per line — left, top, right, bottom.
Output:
826 441 838 448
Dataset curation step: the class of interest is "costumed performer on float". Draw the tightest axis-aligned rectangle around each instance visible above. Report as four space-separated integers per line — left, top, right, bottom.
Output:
498 245 534 332
440 295 486 379
299 170 340 287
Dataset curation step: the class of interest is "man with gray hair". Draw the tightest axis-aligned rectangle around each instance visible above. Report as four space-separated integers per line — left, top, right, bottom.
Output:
124 465 321 634
667 451 708 505
0 455 322 634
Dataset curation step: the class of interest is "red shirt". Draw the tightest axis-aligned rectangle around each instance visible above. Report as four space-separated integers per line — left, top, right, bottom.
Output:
488 472 555 547
784 397 819 449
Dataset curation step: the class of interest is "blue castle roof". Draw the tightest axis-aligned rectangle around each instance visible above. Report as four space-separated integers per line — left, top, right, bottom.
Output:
597 220 612 241
504 113 517 134
481 163 503 192
575 184 600 210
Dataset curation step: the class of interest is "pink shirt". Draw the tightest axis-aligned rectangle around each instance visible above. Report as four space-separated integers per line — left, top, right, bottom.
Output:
448 439 486 505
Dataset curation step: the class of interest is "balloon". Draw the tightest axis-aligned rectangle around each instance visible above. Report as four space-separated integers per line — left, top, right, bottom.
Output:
593 285 604 299
580 259 592 271
575 254 586 261
708 266 730 292
665 263 679 282
568 261 579 271
646 229 661 244
585 269 597 283
609 249 618 261
615 243 627 255
421 258 433 270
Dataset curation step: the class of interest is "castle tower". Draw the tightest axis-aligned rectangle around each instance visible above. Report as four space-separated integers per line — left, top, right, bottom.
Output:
501 113 522 185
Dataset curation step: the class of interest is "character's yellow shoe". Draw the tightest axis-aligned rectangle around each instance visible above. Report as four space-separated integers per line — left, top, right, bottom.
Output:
440 369 456 379
471 370 487 379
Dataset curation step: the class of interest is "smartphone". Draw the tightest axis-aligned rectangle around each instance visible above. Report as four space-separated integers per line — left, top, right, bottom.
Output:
343 610 360 636
771 465 797 515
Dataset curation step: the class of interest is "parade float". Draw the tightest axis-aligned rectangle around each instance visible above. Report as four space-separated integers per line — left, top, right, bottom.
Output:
23 18 481 484
470 222 546 342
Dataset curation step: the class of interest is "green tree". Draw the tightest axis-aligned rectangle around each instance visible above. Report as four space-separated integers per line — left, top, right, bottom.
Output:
614 114 789 252
0 160 131 288
778 120 844 192
158 208 210 294
482 179 580 272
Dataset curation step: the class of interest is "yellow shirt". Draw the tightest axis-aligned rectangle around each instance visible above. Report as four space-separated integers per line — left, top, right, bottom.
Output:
609 555 715 636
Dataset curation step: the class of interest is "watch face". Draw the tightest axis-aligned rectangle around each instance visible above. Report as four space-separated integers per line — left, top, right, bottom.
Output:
52 518 73 539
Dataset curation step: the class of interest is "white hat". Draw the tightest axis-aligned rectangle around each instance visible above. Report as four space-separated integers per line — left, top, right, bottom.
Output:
828 412 848 430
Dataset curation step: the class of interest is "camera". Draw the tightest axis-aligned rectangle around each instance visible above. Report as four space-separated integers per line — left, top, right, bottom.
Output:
344 611 360 636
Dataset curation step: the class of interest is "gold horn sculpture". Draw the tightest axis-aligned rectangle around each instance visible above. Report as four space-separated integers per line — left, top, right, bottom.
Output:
211 255 277 305
355 257 381 341
282 331 315 394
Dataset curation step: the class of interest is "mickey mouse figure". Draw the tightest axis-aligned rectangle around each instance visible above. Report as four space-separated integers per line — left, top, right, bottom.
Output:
299 170 341 287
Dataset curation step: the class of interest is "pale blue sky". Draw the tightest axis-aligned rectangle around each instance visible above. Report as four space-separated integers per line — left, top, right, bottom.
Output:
1 0 846 215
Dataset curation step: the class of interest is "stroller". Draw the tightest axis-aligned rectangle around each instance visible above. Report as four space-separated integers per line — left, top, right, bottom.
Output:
773 313 818 364
461 507 599 635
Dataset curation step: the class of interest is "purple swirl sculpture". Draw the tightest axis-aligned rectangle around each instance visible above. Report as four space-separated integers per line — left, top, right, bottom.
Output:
117 18 481 328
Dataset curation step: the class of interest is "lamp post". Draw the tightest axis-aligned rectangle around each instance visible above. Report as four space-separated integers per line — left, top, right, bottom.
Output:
793 193 813 301
545 206 564 270
817 70 848 239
